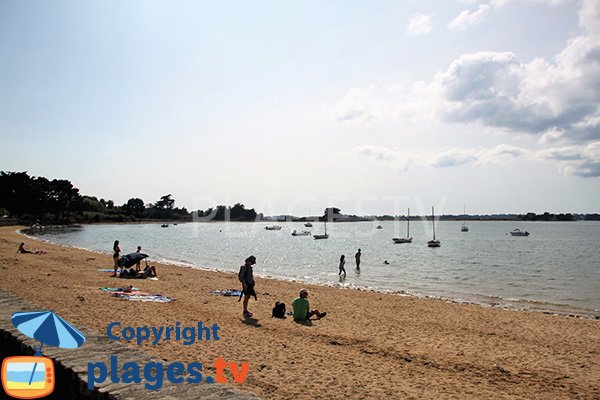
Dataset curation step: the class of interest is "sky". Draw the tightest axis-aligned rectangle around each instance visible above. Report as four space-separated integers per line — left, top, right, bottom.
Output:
1 0 599 216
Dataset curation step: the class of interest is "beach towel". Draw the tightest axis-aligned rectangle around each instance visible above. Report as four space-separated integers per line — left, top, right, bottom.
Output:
100 287 140 292
211 289 243 297
98 269 115 273
111 293 173 303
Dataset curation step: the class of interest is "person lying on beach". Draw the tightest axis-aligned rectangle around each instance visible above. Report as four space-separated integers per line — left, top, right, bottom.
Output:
121 285 133 293
17 242 46 255
292 289 326 321
118 265 158 279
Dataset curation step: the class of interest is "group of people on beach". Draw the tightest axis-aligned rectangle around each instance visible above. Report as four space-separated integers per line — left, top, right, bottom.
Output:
111 240 158 278
238 255 326 322
338 248 362 276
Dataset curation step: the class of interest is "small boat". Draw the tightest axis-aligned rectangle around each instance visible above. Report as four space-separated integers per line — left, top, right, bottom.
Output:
393 208 413 243
265 225 282 230
292 230 311 236
509 229 530 236
313 220 329 240
461 205 469 232
161 224 169 228
304 222 313 227
376 225 383 229
427 207 441 247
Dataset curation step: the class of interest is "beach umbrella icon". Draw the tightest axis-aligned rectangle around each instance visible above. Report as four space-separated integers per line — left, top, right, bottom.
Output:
11 311 86 384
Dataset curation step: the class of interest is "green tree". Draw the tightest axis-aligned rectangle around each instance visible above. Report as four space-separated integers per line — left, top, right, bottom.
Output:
123 198 145 217
155 194 175 210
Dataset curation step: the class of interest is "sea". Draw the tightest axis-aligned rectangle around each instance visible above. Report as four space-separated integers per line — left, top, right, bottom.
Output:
27 220 600 318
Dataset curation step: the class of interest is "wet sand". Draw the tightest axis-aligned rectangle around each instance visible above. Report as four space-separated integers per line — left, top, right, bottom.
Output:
1 226 598 399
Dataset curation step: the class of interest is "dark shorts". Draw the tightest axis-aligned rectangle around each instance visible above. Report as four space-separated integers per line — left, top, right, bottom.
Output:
242 286 256 297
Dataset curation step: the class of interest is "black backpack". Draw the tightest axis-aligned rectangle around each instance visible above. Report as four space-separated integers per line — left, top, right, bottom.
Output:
272 301 286 318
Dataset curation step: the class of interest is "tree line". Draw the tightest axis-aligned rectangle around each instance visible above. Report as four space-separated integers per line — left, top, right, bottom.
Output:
0 171 258 224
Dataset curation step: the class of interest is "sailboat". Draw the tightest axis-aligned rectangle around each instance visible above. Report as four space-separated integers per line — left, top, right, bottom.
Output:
461 205 469 232
392 208 413 243
427 206 441 247
313 219 329 240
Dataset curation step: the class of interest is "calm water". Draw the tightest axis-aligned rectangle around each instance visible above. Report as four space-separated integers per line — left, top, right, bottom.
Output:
30 220 600 317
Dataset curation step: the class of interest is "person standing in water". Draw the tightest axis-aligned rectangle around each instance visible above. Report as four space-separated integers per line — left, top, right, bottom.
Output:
339 254 346 275
355 248 362 270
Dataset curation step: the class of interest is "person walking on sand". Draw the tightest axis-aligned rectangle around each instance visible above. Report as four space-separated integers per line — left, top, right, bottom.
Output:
238 255 257 318
355 248 362 270
292 289 326 321
111 240 121 277
339 254 346 275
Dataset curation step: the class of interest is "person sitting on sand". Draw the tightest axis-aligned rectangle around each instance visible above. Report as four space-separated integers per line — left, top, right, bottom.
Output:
292 289 326 322
17 242 46 254
17 242 33 254
142 264 158 278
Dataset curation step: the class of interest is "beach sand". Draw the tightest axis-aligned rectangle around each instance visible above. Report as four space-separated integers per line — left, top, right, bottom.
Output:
1 226 599 399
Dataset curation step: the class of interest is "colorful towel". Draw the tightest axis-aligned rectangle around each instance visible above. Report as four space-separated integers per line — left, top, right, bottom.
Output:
211 289 242 297
111 293 173 303
98 269 115 273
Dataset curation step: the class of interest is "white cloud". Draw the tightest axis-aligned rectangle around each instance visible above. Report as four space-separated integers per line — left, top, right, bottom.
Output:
537 141 600 177
447 5 490 31
436 0 600 144
334 0 600 178
407 13 433 35
352 144 528 171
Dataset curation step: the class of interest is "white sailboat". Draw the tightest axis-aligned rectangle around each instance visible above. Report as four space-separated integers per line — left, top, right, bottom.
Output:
427 207 441 247
461 205 469 232
313 219 329 239
392 208 413 243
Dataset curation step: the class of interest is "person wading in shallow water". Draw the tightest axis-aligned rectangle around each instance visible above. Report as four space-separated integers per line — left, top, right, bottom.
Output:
238 255 257 318
355 248 362 270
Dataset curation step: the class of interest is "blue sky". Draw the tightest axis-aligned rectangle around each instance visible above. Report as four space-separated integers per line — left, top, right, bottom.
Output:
1 0 599 215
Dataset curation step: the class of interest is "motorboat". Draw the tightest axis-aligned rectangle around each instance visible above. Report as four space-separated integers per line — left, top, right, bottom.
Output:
393 208 413 243
427 206 441 247
265 225 282 230
304 222 313 227
376 225 383 229
292 230 311 236
509 229 530 236
161 224 169 228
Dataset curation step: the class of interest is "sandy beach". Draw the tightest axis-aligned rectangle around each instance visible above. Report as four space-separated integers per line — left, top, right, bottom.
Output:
1 226 599 399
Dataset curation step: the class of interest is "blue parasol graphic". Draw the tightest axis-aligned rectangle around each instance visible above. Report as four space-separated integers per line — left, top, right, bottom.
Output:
12 311 86 385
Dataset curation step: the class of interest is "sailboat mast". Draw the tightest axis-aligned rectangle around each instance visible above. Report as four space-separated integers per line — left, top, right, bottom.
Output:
407 208 410 237
432 206 436 240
